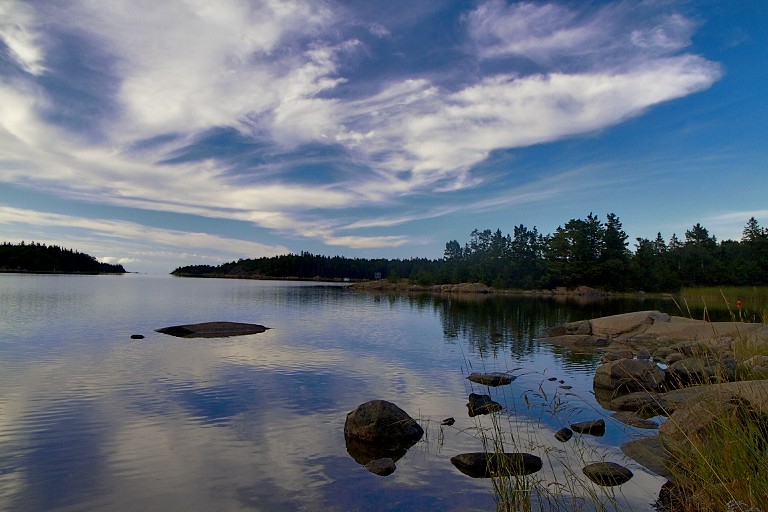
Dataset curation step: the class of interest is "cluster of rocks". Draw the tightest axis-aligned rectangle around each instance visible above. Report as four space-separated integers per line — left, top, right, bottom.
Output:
344 372 633 487
540 310 768 511
541 310 768 396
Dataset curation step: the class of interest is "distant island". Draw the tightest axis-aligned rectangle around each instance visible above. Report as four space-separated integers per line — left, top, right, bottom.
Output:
0 242 126 274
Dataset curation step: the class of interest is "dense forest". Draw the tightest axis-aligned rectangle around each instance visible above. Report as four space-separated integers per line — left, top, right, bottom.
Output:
172 213 768 292
0 242 126 274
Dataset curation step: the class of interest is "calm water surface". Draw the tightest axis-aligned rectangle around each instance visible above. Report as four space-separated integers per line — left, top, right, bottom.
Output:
0 275 680 511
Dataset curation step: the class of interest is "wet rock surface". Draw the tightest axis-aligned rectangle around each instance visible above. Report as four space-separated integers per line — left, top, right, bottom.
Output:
570 419 605 436
466 393 502 417
467 372 516 386
344 400 424 445
364 457 396 476
582 462 633 486
450 452 543 478
554 427 573 442
156 321 269 338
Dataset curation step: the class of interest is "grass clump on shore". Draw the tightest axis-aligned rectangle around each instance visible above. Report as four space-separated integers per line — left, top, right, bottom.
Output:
661 389 768 512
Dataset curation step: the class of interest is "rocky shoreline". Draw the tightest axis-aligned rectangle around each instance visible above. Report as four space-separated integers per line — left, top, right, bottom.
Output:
539 311 768 511
349 280 647 298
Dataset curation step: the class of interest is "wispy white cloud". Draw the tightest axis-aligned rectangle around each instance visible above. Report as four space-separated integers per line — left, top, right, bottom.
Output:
466 1 696 66
0 0 723 258
0 1 47 75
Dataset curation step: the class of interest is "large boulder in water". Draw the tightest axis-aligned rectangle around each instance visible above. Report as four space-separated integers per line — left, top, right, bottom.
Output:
344 400 423 446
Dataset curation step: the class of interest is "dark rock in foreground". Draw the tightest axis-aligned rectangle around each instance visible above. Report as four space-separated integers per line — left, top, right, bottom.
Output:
467 393 502 417
467 372 516 386
570 419 605 436
364 457 396 476
156 321 269 338
450 452 542 478
582 462 633 486
344 400 424 466
130 334 144 339
344 400 423 445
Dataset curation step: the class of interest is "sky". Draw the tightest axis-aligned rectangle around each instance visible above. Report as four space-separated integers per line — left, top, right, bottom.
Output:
0 0 766 274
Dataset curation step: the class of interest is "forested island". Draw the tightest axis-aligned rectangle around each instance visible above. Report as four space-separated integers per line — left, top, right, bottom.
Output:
0 242 126 274
172 213 768 292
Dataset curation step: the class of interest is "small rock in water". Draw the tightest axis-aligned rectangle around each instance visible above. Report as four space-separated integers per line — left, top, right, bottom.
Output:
441 417 455 426
466 372 515 386
364 458 396 476
554 427 573 442
570 419 606 436
559 385 572 390
548 377 558 381
466 393 502 417
451 452 542 478
582 461 633 486
130 334 144 339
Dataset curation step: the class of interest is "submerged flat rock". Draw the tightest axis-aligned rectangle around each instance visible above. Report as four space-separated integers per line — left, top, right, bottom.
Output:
156 321 269 338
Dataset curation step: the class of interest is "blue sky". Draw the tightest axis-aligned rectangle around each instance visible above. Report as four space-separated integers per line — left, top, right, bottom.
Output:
1 0 766 274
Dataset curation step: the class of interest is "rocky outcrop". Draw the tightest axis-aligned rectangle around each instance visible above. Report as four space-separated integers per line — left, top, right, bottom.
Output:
450 452 543 478
594 358 666 393
657 381 768 458
541 311 768 352
156 321 269 338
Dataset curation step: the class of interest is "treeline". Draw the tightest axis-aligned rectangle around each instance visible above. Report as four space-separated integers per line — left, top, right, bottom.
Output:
171 214 768 292
0 241 126 274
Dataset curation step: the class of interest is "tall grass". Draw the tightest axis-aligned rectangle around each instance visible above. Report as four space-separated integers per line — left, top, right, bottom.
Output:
678 286 768 323
659 389 768 511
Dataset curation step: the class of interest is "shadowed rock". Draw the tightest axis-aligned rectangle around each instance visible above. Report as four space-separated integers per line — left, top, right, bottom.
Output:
570 419 605 436
554 427 573 442
467 393 502 417
594 358 666 394
450 452 542 478
343 400 423 467
364 457 396 476
344 400 423 445
344 436 408 465
620 437 673 480
467 372 515 386
582 462 633 486
156 321 269 338
611 411 659 429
